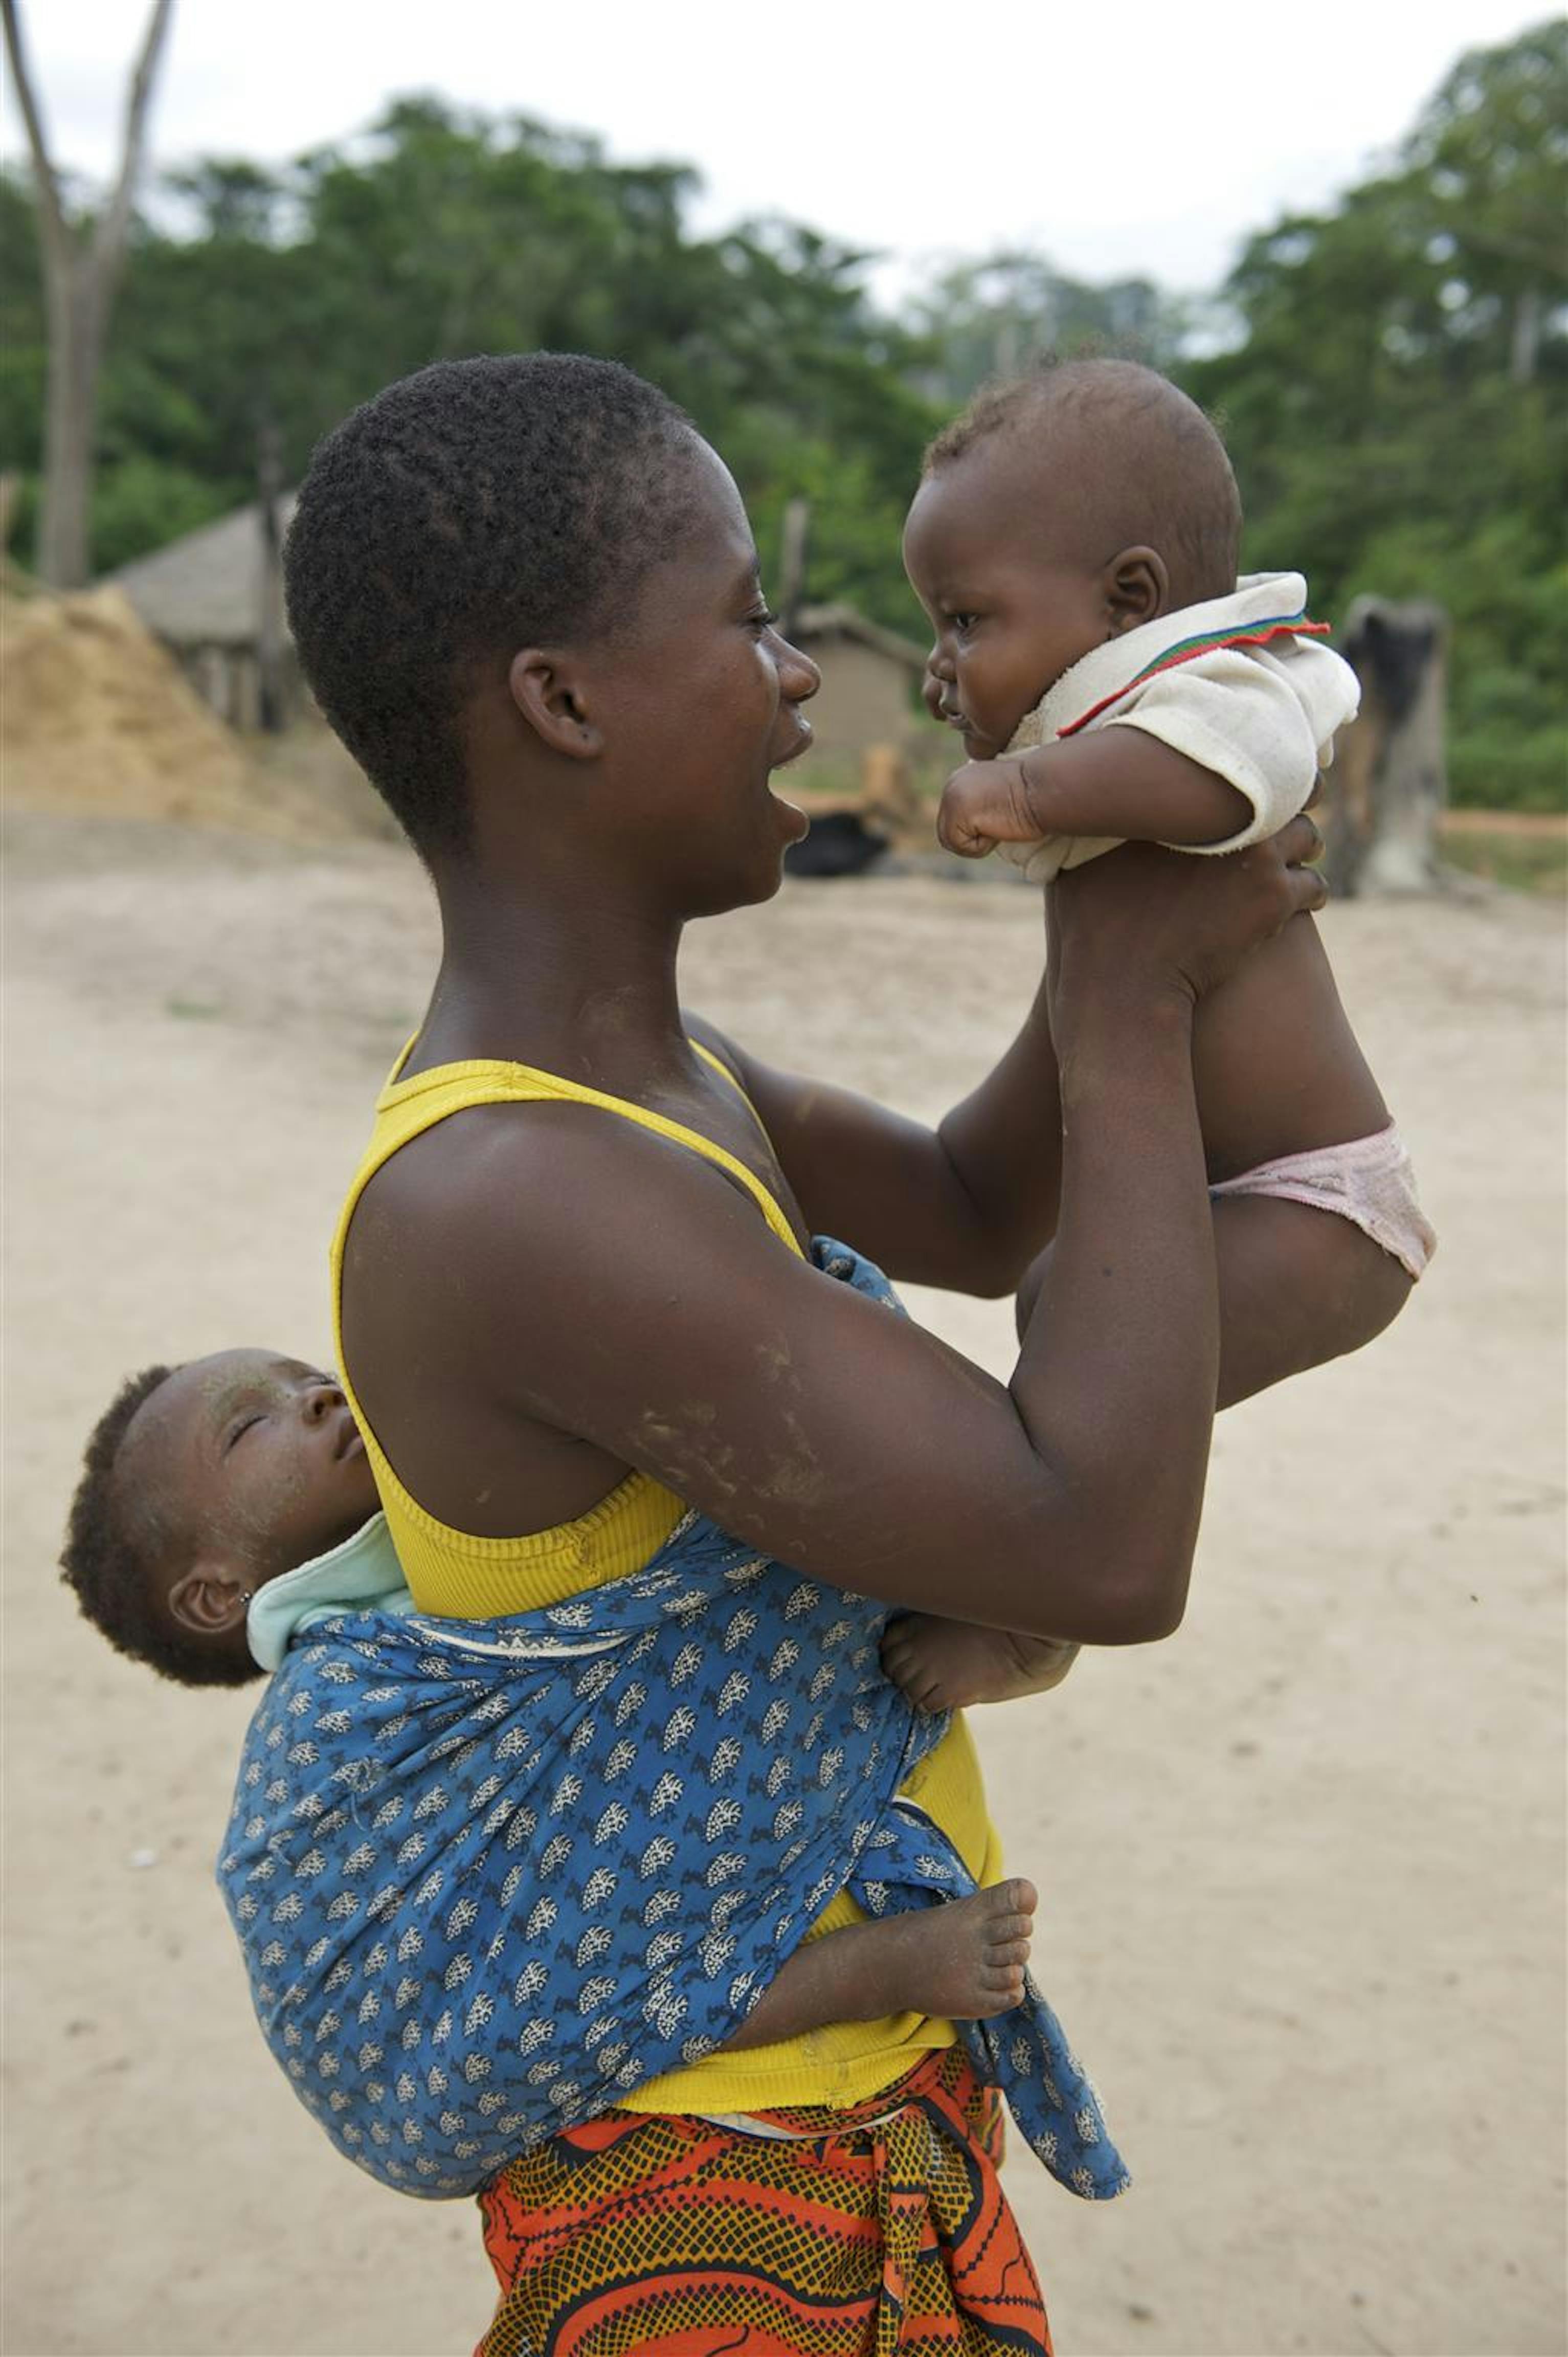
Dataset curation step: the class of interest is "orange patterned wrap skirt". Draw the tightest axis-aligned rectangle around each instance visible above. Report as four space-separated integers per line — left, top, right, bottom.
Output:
474 2043 1052 2356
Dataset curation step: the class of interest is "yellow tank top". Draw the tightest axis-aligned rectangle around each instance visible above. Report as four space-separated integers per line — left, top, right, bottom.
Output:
330 1042 1000 2114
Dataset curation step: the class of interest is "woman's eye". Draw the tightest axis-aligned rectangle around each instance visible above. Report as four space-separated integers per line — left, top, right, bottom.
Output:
749 607 779 633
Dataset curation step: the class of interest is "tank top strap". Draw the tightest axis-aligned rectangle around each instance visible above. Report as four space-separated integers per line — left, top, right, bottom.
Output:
327 1046 805 1621
351 1048 801 1256
689 1037 772 1146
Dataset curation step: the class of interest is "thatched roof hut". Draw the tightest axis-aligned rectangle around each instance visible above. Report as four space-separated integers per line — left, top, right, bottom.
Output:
108 496 296 726
108 501 928 752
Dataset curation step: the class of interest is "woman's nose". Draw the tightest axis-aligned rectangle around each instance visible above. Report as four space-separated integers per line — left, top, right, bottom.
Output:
777 636 821 704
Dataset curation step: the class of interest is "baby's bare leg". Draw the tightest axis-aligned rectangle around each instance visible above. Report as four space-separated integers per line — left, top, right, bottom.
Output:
1017 1188 1411 1413
720 1878 1036 2051
881 1617 1079 1712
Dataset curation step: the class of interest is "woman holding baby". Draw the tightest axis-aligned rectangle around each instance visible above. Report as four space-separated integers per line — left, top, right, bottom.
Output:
258 353 1360 2351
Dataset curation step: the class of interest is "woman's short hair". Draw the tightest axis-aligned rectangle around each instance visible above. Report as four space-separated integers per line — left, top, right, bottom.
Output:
284 354 696 858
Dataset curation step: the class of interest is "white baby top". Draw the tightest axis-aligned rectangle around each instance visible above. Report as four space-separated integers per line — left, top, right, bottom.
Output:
999 571 1360 884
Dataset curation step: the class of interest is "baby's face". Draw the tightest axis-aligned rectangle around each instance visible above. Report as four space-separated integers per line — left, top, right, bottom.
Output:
904 441 1112 762
121 1350 380 1613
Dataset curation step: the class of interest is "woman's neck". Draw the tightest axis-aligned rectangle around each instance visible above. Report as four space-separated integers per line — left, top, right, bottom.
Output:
412 861 692 1094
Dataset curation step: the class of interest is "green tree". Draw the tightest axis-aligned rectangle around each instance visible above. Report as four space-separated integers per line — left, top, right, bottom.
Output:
908 250 1188 407
1190 18 1567 808
3 30 1558 806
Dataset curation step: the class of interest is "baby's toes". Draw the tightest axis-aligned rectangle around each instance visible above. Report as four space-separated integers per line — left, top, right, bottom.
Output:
989 1879 1037 1936
884 1655 949 1714
881 1635 931 1687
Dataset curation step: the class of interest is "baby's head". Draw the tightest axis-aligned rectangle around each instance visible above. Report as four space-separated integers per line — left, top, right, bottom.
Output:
61 1351 379 1688
904 358 1242 762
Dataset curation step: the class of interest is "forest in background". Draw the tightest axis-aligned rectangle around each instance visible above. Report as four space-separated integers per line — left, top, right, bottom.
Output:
2 18 1562 808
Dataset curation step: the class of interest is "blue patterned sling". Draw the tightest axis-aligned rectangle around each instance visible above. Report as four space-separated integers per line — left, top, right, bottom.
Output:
216 1239 1129 2205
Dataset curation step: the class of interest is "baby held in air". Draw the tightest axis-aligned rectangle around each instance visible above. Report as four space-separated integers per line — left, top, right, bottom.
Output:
891 358 1435 1711
903 357 1433 1292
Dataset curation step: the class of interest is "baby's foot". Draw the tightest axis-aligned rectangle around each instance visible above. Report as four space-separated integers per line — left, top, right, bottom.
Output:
873 1878 1037 2021
881 1614 1079 1711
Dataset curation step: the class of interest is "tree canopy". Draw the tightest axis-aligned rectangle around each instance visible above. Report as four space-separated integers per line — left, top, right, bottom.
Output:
1188 20 1566 809
3 21 1562 806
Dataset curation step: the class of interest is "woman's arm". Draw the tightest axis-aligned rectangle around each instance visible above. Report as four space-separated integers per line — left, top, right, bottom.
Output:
704 753 1269 1300
702 975 1064 1299
376 831 1324 1648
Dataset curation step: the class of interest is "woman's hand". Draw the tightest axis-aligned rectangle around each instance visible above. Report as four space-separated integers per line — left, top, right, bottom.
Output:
1047 814 1327 1028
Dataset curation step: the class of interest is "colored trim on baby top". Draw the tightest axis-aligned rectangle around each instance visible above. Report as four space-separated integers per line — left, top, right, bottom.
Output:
1058 613 1333 738
329 1040 803 1620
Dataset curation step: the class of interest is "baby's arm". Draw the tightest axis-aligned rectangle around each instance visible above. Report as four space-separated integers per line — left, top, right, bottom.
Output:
718 1878 1037 2047
940 729 1254 861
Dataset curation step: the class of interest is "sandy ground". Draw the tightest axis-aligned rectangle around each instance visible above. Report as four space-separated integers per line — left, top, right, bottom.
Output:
3 808 1564 2357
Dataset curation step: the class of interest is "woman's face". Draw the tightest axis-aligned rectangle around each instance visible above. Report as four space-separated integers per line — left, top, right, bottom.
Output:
587 438 820 917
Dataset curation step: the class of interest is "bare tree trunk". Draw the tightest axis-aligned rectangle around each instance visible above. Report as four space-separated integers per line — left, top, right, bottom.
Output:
1324 598 1449 896
1511 289 1541 388
38 265 105 586
1 0 175 588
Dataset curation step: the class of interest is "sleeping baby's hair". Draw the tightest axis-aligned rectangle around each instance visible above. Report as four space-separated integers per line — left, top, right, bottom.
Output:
60 1363 263 1691
924 356 1243 609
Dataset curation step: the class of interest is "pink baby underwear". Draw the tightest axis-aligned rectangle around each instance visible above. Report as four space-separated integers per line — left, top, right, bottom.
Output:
1210 1123 1436 1281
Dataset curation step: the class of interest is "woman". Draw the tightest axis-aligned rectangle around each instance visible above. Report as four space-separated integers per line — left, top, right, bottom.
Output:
281 353 1330 2353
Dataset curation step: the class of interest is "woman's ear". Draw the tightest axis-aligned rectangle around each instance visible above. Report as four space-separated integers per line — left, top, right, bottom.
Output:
507 650 605 760
1103 547 1170 636
166 1561 252 1639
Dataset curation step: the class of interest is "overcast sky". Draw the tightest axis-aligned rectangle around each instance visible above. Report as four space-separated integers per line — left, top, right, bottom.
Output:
3 0 1544 306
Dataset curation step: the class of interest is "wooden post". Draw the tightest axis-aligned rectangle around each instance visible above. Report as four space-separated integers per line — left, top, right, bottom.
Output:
255 413 286 732
1324 597 1449 897
777 498 810 640
859 743 919 840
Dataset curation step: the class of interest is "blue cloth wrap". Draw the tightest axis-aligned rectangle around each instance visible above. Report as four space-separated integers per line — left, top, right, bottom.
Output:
217 1240 1128 2202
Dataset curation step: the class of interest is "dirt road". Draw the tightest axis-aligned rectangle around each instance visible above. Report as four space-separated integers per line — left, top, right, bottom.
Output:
4 810 1562 2356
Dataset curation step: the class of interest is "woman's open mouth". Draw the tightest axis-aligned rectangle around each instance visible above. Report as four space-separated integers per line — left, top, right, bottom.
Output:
771 717 814 769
